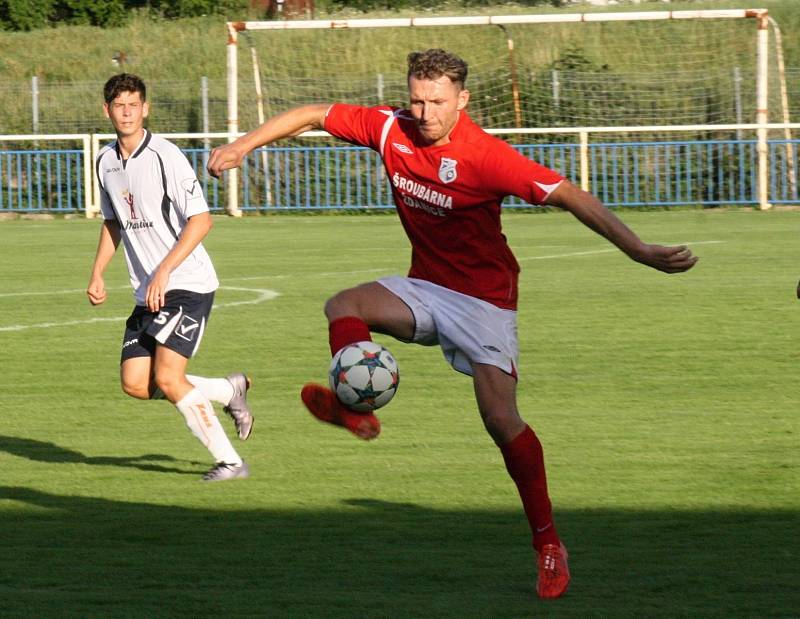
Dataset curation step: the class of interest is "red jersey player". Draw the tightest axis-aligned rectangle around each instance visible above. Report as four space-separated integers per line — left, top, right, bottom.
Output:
208 49 698 599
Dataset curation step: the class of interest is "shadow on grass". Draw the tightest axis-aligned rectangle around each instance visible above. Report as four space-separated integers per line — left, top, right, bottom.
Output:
0 485 797 618
0 435 202 475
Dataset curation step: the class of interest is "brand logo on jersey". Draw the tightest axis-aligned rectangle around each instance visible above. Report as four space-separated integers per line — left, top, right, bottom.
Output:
392 142 414 155
438 158 458 184
105 167 120 173
176 315 200 342
122 189 137 219
181 177 202 200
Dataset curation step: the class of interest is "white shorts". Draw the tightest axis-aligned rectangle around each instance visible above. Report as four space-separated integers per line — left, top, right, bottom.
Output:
378 276 519 377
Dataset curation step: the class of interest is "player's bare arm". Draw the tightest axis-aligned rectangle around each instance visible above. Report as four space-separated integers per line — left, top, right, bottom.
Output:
207 104 331 178
546 180 698 274
87 219 121 305
145 211 213 312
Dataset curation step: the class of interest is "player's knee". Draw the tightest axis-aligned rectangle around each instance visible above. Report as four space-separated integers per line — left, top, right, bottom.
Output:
481 408 524 445
152 369 182 401
324 289 359 320
121 380 149 400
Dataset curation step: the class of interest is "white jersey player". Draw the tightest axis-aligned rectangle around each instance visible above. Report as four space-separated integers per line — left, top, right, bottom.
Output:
87 73 253 481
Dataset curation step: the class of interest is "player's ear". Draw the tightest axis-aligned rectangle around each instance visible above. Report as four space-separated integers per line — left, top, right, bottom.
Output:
142 101 150 119
103 103 110 119
457 88 470 111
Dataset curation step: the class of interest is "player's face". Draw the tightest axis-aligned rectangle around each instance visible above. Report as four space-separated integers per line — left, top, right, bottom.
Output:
408 75 470 146
104 90 149 138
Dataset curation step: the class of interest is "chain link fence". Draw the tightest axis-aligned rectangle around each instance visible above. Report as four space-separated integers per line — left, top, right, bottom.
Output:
1 68 799 136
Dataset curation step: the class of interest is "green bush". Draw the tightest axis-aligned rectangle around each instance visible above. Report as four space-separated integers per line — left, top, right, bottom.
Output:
141 0 248 19
0 0 250 31
0 0 54 31
52 0 127 27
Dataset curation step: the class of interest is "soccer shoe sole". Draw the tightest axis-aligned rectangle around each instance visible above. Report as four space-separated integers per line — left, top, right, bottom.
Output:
300 383 380 440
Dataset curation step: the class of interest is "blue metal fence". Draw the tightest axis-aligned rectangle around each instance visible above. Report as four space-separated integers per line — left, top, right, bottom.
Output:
1 138 798 213
0 147 85 212
230 138 798 211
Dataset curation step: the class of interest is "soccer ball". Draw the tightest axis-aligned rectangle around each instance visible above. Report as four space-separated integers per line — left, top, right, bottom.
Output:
329 341 399 412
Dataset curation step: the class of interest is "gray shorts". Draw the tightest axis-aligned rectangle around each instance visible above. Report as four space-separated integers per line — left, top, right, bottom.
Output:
377 276 519 377
121 289 214 362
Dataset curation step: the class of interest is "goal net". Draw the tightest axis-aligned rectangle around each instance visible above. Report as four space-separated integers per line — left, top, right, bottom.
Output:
228 10 778 132
223 9 788 213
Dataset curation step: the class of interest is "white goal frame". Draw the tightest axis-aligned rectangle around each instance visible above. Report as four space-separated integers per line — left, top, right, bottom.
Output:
224 8 773 214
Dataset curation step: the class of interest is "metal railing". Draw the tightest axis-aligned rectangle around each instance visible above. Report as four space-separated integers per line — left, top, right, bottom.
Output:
0 127 797 216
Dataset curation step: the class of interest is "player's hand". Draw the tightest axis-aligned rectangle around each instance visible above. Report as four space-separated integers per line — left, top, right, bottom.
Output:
86 275 107 305
146 269 170 313
635 244 698 274
207 143 246 179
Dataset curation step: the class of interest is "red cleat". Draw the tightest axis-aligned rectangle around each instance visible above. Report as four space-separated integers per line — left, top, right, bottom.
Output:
300 383 381 440
536 542 570 599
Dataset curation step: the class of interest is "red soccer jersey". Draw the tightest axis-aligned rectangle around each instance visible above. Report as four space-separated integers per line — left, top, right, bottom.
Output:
324 104 564 310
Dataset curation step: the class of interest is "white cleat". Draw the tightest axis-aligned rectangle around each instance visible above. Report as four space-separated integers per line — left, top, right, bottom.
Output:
202 460 250 482
224 372 254 441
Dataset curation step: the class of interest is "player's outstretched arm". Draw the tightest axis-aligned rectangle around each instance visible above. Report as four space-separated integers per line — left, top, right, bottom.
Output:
207 104 332 178
545 180 698 274
87 219 121 305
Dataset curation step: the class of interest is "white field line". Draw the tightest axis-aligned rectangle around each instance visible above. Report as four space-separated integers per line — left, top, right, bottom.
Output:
223 240 724 281
0 286 279 333
0 240 723 332
516 239 723 262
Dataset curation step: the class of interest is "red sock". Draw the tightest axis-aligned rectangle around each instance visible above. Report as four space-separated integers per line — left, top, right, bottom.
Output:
329 316 371 356
500 425 560 552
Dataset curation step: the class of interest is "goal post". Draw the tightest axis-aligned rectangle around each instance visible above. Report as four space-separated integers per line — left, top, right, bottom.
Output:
224 8 780 214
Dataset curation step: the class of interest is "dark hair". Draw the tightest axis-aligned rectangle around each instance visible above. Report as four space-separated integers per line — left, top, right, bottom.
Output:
407 49 468 88
103 73 146 104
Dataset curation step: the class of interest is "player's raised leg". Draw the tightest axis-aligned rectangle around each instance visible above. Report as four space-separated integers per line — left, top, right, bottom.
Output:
472 362 570 599
301 281 414 440
154 346 248 481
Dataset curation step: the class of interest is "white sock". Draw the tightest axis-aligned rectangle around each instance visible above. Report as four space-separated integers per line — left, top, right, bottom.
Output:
175 388 242 465
186 375 235 406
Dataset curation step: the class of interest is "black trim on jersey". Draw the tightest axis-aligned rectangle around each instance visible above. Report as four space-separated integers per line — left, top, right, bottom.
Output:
114 141 123 166
96 148 122 227
154 151 179 241
131 129 152 159
95 150 106 192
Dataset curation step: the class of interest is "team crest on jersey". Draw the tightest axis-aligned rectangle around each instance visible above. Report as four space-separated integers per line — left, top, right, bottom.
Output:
438 158 458 184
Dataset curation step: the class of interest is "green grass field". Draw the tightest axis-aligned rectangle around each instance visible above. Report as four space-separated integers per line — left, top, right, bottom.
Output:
0 209 798 617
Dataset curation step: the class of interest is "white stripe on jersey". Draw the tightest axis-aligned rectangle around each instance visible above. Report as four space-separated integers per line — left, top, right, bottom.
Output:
533 179 564 201
378 109 399 158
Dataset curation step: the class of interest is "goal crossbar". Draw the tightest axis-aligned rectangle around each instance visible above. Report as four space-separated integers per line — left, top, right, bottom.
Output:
228 9 766 32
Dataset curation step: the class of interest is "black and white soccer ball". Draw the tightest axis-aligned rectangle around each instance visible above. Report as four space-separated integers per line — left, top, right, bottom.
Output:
329 341 399 412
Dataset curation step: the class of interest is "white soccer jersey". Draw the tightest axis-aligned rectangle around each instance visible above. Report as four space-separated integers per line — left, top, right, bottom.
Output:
96 130 219 304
